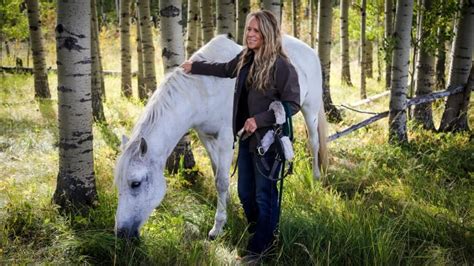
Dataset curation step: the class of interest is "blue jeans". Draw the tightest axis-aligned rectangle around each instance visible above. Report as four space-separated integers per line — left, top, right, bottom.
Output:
238 139 281 255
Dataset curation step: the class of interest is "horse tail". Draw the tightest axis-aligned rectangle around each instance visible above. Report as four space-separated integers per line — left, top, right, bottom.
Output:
318 104 329 174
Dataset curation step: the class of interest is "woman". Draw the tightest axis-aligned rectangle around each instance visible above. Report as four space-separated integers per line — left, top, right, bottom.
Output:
181 10 300 257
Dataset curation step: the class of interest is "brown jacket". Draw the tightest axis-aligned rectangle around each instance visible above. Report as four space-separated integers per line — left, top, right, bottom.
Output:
191 52 301 150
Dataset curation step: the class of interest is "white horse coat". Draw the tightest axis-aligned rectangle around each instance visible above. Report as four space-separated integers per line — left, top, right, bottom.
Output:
115 35 326 239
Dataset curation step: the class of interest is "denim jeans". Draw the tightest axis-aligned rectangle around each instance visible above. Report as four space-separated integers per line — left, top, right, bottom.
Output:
237 139 281 255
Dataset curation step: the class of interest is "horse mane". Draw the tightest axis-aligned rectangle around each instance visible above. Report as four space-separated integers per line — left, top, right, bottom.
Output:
115 35 242 185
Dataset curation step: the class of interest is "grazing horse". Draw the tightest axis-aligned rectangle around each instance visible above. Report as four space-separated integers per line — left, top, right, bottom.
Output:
114 35 327 239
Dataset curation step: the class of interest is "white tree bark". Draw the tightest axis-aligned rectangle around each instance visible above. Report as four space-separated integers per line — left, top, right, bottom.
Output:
384 0 394 90
54 0 97 209
186 0 199 58
261 0 281 26
439 0 474 132
413 0 435 130
201 0 214 44
388 0 414 143
340 0 352 86
216 0 236 39
91 0 105 122
120 0 132 97
318 0 341 122
160 0 185 73
26 0 51 99
139 0 157 97
360 0 367 99
237 0 250 45
136 8 146 100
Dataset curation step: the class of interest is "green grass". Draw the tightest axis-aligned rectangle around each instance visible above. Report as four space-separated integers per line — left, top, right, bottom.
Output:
1 46 473 264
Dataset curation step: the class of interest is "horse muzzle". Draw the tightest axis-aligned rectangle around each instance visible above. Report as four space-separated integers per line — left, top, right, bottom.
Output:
116 220 141 239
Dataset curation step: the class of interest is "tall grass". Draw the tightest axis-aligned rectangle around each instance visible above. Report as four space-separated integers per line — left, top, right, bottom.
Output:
1 37 473 264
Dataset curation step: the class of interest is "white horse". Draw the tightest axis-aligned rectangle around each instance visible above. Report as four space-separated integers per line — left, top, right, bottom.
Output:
114 35 327 239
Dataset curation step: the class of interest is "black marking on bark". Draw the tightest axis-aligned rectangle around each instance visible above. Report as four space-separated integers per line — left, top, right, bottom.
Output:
78 135 93 144
56 24 85 38
66 73 90 77
178 19 184 26
59 36 86 52
56 61 62 65
242 7 249 13
160 5 180 17
73 131 91 137
60 104 72 109
79 98 92 102
82 149 93 154
58 86 73 92
59 141 79 150
76 58 93 64
30 26 38 31
162 48 178 59
217 15 224 20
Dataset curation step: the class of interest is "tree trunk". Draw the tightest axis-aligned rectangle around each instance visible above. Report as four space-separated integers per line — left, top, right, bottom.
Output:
318 0 341 122
292 0 300 38
388 0 414 144
439 0 474 132
384 0 394 90
136 10 146 100
310 0 316 47
261 0 281 26
116 0 121 25
435 27 447 90
360 0 367 99
120 0 133 97
139 0 157 98
26 0 51 99
340 0 352 86
366 40 373 79
91 0 106 122
216 0 236 39
201 0 214 44
54 0 97 211
237 0 250 45
186 0 199 58
160 0 185 73
413 0 435 130
196 12 203 48
159 0 196 174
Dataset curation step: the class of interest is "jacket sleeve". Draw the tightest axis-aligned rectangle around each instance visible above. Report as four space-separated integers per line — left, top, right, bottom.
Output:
190 52 241 78
255 59 301 128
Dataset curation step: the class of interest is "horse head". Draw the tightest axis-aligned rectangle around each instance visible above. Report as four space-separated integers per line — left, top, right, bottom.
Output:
114 135 166 238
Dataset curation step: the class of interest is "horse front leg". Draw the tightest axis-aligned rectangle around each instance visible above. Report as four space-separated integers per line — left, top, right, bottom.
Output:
197 128 233 239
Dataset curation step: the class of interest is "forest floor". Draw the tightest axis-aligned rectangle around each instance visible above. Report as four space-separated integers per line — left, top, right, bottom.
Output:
0 35 473 264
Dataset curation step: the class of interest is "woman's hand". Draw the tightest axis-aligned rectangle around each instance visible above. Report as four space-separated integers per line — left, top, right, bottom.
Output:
244 117 257 134
181 60 193 74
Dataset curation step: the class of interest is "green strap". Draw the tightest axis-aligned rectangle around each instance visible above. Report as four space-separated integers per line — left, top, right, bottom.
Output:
281 102 294 141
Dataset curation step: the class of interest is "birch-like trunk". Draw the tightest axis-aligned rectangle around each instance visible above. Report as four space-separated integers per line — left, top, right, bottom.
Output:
26 0 51 99
201 0 214 44
261 0 281 26
366 41 373 79
318 0 341 122
159 0 195 173
435 27 447 90
160 0 185 73
439 0 474 132
388 0 414 144
136 8 146 100
216 0 236 39
54 0 97 210
360 0 367 99
237 0 250 45
310 0 316 47
186 0 199 58
413 0 435 130
292 0 300 38
120 0 133 97
340 0 352 86
384 0 394 90
91 0 105 122
139 0 157 97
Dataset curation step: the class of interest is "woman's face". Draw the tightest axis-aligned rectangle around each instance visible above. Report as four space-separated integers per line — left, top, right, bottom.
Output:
246 17 263 51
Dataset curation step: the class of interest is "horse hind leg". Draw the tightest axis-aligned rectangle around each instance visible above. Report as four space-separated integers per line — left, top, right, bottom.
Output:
302 106 321 180
197 129 233 239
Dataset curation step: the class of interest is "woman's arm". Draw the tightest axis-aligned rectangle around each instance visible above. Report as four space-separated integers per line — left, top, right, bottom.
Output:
182 52 242 78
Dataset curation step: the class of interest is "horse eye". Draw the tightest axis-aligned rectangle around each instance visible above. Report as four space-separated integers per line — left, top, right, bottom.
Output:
131 181 141 189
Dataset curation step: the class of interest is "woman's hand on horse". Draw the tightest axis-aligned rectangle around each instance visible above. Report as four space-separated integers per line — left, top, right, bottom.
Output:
244 117 257 134
181 60 193 74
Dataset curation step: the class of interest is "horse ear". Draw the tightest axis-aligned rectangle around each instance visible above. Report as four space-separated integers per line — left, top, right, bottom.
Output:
121 135 129 150
139 137 148 156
